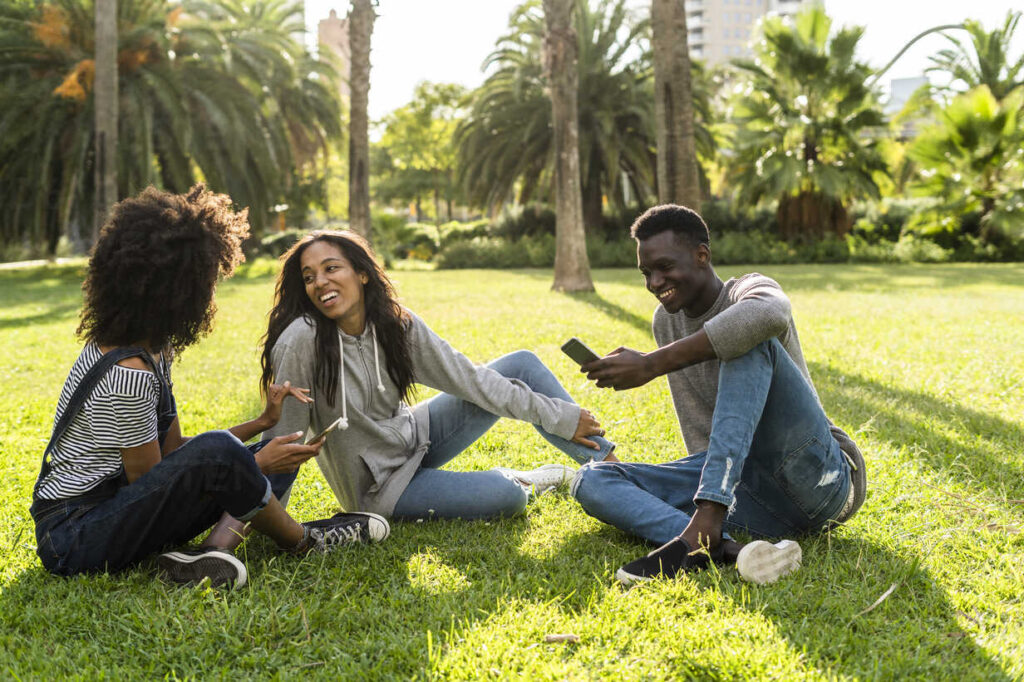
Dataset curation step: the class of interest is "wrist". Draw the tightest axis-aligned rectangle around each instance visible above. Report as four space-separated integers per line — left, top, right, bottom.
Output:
254 413 275 432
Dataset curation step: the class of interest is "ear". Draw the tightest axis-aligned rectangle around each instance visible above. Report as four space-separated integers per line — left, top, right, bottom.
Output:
695 243 711 266
359 272 369 284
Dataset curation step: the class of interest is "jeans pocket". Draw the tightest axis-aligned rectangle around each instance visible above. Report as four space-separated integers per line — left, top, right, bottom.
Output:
774 436 845 519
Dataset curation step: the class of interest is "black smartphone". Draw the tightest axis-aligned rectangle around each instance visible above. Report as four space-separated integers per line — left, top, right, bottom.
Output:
561 337 601 366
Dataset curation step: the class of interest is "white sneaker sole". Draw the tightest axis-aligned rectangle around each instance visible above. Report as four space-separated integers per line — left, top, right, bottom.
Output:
615 567 652 586
157 550 247 588
736 540 802 585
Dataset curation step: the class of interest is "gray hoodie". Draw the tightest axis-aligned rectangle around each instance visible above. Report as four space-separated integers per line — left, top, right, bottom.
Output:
265 310 581 516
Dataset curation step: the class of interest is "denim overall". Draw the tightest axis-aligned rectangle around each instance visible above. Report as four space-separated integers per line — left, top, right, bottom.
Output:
30 347 277 576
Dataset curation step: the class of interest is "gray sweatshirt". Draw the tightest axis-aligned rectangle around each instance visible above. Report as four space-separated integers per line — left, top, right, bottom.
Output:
652 273 854 455
265 311 581 516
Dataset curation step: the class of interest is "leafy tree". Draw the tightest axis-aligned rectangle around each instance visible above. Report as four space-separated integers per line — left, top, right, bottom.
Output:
456 0 711 230
0 0 342 253
727 6 887 241
374 82 465 223
907 85 1024 244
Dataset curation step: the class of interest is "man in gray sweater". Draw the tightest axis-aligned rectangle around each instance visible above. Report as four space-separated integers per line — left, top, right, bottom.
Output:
571 205 865 585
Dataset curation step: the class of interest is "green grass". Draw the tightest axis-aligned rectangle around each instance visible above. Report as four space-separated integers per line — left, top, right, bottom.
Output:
1 261 1022 680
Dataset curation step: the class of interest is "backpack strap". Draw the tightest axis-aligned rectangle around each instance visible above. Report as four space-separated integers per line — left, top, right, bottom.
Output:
34 346 163 498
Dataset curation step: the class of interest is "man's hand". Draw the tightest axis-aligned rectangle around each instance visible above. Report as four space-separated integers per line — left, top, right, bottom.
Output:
582 347 657 390
571 408 606 450
254 432 322 474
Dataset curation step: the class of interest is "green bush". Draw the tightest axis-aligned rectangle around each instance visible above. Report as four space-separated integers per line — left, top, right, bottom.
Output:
436 233 637 269
491 204 556 240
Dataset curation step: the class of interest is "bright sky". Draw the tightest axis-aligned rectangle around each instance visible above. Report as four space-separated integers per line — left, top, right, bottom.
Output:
304 0 1023 120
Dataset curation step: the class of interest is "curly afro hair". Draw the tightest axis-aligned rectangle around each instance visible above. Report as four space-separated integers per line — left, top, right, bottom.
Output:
77 184 250 355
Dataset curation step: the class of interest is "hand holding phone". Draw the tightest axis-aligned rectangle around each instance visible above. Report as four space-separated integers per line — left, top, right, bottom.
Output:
561 337 600 366
306 415 347 445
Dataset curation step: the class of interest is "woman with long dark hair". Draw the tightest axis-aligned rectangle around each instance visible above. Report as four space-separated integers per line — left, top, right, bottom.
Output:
258 230 616 522
31 188 388 589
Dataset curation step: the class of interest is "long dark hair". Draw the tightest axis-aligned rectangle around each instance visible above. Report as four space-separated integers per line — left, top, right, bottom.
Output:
78 184 248 355
260 230 415 405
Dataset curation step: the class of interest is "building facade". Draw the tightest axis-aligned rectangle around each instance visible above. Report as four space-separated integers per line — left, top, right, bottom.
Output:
686 0 810 67
318 9 351 100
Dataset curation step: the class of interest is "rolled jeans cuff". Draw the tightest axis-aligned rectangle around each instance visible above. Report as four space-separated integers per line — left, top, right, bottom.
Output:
235 476 273 522
693 490 734 508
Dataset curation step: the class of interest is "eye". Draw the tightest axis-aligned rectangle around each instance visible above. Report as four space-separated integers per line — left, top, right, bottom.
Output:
302 274 314 284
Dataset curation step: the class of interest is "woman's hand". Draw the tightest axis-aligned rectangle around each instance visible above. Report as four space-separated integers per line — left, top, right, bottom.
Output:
571 408 605 450
253 432 322 474
260 381 313 429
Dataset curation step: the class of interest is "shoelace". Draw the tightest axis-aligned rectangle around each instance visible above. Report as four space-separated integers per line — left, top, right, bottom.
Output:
323 523 363 548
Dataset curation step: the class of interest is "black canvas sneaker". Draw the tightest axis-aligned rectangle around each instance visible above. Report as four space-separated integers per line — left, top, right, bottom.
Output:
616 535 722 586
302 512 390 552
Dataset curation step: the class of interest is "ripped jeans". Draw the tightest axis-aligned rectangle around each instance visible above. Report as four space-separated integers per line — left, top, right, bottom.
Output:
573 338 850 545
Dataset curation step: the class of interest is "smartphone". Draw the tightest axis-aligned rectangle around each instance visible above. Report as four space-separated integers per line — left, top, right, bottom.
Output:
306 416 346 445
561 337 601 366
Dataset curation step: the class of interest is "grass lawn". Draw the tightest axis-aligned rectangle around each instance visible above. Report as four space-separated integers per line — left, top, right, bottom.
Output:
1 261 1022 680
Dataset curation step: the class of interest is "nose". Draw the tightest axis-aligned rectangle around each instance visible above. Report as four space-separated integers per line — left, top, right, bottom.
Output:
314 270 329 289
647 271 663 291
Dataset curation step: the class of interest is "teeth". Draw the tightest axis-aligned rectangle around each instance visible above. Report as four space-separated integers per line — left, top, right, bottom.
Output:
320 292 338 303
658 288 675 300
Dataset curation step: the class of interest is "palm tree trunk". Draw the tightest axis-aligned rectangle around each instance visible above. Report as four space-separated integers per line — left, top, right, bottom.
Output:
348 0 374 241
93 0 118 243
543 0 594 292
651 0 701 209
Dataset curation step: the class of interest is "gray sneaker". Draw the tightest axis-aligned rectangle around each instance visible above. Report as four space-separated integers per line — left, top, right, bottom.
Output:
497 463 577 495
302 512 390 552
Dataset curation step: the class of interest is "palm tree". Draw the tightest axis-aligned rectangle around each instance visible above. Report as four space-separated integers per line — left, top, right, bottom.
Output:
347 0 374 240
456 0 711 229
727 6 888 241
0 0 343 253
651 0 700 208
908 85 1024 244
93 0 117 241
542 0 592 292
926 11 1024 102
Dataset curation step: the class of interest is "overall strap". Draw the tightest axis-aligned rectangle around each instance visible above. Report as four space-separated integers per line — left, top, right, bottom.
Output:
34 346 161 497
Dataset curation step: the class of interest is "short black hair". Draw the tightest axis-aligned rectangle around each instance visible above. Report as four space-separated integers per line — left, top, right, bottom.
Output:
77 185 249 355
630 204 710 247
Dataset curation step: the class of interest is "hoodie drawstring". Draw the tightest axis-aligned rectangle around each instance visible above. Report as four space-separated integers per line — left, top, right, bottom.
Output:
335 324 387 430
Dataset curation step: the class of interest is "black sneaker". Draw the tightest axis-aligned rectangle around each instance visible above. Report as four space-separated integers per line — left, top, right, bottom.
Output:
615 536 721 586
157 549 247 588
302 512 390 552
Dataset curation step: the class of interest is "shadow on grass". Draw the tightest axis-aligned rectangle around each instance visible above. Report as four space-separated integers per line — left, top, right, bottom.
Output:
0 302 80 331
811 361 1024 502
732 533 1013 679
0 510 1013 678
559 290 651 335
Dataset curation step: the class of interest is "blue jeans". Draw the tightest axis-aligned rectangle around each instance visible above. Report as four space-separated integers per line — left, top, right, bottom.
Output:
572 339 850 545
31 431 280 576
392 350 615 520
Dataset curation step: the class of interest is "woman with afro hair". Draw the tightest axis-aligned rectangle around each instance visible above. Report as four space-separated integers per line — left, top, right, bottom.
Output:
30 186 388 589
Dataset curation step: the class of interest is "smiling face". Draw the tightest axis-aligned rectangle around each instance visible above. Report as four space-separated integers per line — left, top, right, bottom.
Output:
300 239 368 335
637 230 717 316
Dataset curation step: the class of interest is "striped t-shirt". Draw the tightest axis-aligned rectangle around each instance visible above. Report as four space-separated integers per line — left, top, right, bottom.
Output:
36 344 168 500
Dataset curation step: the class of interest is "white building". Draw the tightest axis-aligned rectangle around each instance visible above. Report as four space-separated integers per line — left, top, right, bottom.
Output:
686 0 811 67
